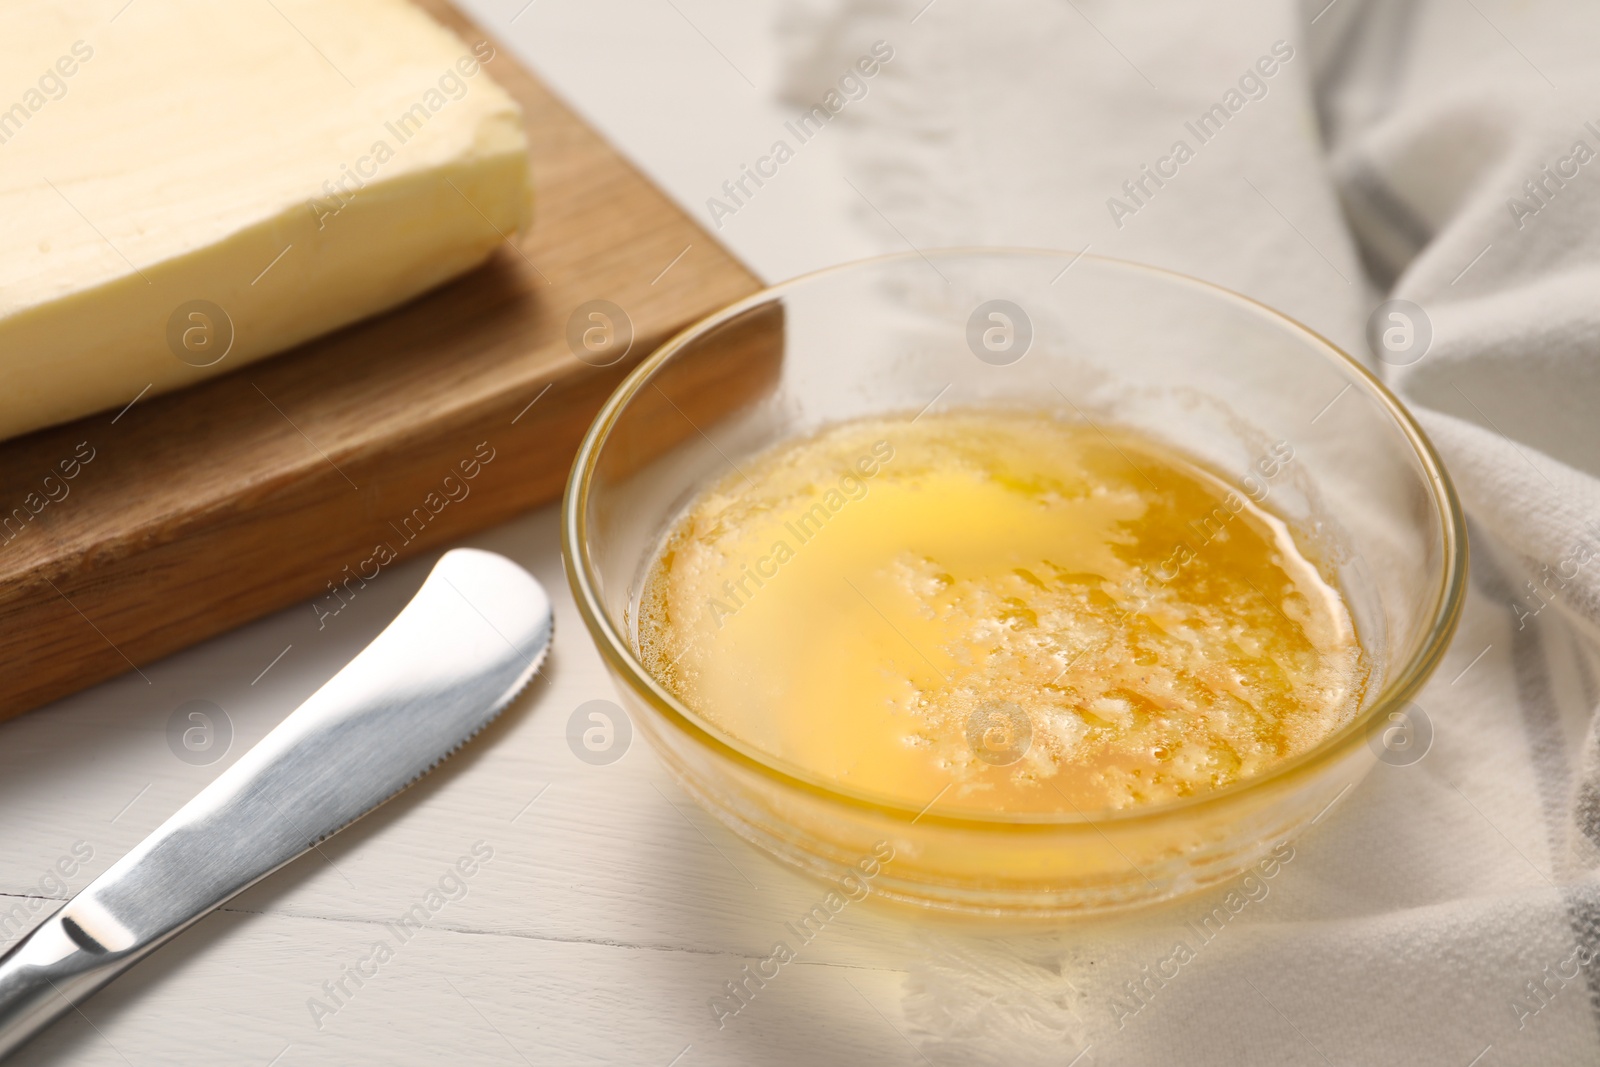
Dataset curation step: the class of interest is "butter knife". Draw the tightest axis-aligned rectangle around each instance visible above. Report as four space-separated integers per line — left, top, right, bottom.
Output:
0 547 552 1059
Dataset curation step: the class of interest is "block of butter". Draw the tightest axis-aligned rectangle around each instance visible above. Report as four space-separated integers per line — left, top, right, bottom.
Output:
0 0 531 440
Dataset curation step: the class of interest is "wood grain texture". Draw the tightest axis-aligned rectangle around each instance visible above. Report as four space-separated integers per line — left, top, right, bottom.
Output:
0 0 774 720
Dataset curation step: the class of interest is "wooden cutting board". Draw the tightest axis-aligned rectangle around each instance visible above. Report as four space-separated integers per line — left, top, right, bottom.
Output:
0 0 778 720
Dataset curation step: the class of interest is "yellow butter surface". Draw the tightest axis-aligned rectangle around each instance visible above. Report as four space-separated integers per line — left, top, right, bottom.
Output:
0 0 530 438
639 412 1365 814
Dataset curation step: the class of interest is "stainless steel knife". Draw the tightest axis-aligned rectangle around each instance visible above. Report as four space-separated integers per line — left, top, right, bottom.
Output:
0 548 552 1059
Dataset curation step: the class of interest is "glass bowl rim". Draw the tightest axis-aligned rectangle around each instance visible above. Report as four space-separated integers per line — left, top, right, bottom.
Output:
562 247 1468 831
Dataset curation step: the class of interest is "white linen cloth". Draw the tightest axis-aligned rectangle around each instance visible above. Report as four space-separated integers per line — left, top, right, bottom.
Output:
775 1 1600 1062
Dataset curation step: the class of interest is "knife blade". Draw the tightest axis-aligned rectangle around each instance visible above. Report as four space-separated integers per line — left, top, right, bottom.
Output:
0 547 552 1059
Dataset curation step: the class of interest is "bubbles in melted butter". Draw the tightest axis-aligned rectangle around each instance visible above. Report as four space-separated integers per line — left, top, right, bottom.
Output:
637 412 1365 815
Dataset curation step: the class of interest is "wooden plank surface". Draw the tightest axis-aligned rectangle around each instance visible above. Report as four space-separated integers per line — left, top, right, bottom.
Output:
0 0 771 720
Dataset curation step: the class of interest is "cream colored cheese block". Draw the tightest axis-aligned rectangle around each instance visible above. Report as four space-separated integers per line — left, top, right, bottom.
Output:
0 0 531 440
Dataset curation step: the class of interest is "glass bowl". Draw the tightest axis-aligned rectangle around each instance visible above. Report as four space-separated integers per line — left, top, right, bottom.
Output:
563 250 1466 917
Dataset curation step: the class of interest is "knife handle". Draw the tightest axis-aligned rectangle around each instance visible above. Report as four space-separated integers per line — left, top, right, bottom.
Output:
0 901 165 1059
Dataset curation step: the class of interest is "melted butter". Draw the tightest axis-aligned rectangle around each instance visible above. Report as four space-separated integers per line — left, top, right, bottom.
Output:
637 412 1365 815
